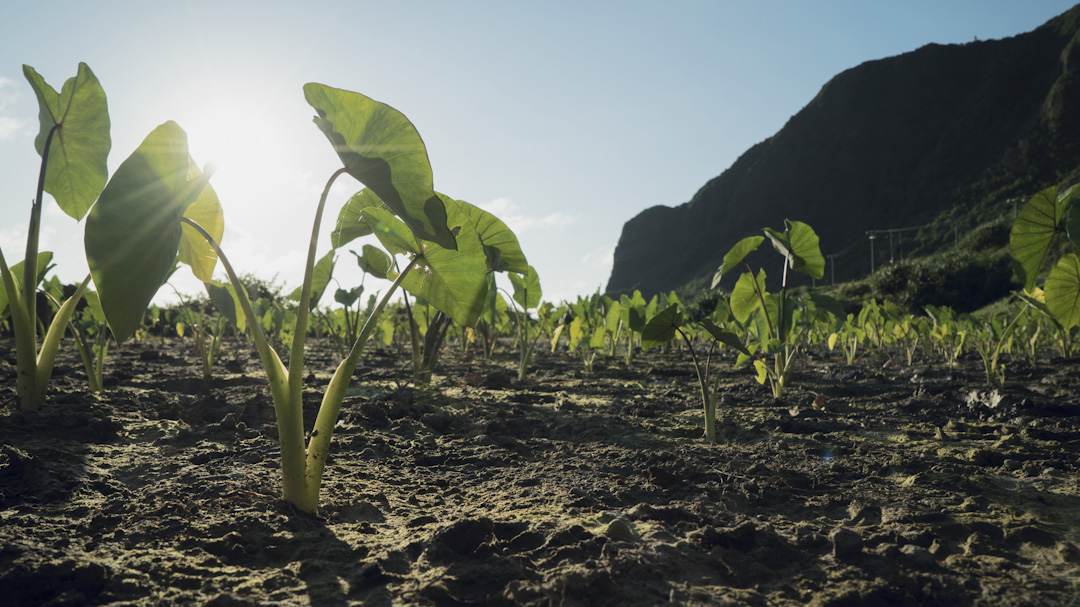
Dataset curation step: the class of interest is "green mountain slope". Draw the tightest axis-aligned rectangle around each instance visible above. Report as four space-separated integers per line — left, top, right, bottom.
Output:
607 5 1080 300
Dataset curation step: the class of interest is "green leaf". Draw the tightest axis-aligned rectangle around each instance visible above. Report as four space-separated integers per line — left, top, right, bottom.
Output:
351 244 392 279
207 281 240 330
289 250 335 311
509 265 542 310
784 220 825 279
753 359 768 384
83 289 106 325
85 121 211 342
0 252 54 317
361 207 419 256
1045 253 1080 330
730 269 767 323
1011 184 1076 292
455 199 528 274
764 220 823 279
641 303 682 350
303 83 456 250
809 293 845 328
177 159 223 282
715 237 765 288
24 63 111 220
700 318 751 356
392 198 489 326
332 189 388 249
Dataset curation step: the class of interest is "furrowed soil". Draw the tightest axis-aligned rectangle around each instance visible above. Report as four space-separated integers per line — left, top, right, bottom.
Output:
2 336 1080 606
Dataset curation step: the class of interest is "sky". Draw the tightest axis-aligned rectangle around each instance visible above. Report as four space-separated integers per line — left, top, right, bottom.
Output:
1 1 1077 306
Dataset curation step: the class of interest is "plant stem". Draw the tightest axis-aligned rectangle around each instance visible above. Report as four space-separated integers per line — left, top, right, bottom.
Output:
301 262 414 513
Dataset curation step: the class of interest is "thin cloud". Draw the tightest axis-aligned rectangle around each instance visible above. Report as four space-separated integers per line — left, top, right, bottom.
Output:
0 77 25 141
477 197 576 234
582 245 615 269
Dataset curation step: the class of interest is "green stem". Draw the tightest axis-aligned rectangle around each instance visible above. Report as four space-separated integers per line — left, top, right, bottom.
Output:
180 217 295 499
300 262 414 513
678 327 715 443
33 274 91 407
25 126 58 339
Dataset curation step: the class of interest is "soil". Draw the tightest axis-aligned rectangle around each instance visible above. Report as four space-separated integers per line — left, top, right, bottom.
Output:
2 336 1080 606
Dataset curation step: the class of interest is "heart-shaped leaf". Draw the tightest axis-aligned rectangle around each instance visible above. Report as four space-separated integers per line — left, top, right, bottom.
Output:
456 199 528 274
1011 184 1076 291
509 265 542 310
304 83 456 250
1045 253 1080 329
332 189 389 249
24 63 111 220
641 303 682 350
85 121 211 342
177 159 223 282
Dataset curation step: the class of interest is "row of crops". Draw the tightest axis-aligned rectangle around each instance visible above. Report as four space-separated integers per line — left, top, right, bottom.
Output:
3 63 1080 514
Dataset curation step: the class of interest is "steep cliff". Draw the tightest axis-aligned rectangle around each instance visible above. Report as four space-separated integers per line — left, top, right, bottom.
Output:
607 5 1080 296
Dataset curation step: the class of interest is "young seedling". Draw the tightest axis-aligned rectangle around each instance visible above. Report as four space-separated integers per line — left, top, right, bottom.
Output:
642 303 750 443
506 265 543 380
86 84 494 514
711 219 826 398
0 64 109 410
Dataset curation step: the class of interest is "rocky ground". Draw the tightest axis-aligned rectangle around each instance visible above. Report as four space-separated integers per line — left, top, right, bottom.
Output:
2 336 1079 606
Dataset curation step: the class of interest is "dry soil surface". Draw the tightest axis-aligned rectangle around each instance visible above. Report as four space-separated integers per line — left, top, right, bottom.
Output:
2 337 1080 606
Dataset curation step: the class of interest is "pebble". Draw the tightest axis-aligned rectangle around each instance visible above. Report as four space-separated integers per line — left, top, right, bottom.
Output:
829 527 862 558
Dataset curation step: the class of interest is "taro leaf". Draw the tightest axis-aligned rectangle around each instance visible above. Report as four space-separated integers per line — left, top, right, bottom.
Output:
332 189 388 249
1045 253 1080 330
351 244 392 279
303 83 456 250
730 269 767 324
509 265 542 310
289 250 335 311
700 318 751 356
714 236 764 287
361 207 419 256
764 220 824 279
785 220 825 279
590 325 607 349
335 286 362 308
1011 184 1076 292
628 306 647 333
809 293 845 329
177 159 223 282
85 122 211 342
383 198 488 327
641 303 682 350
0 252 54 317
207 281 241 331
480 273 498 325
455 198 528 274
23 63 111 220
83 289 106 325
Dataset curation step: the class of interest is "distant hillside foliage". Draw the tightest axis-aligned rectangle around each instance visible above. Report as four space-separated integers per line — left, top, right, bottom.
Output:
607 5 1080 298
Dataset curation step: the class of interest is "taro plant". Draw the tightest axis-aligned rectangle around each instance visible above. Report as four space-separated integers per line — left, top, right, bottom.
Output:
1009 183 1080 356
86 84 492 514
0 64 109 410
506 265 542 380
711 219 825 398
641 302 750 443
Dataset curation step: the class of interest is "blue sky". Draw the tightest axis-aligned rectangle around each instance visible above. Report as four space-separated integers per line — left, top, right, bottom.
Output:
1 1 1076 304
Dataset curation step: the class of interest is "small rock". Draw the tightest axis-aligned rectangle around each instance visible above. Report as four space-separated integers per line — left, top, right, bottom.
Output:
900 544 934 568
601 519 635 542
829 527 862 558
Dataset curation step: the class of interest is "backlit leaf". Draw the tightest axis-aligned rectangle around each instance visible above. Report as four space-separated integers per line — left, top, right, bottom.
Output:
304 83 456 249
641 303 682 350
1045 253 1080 329
24 63 110 220
85 121 211 342
1010 184 1076 291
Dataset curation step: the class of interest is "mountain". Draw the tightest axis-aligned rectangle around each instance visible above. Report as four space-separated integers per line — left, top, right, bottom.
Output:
606 5 1080 297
